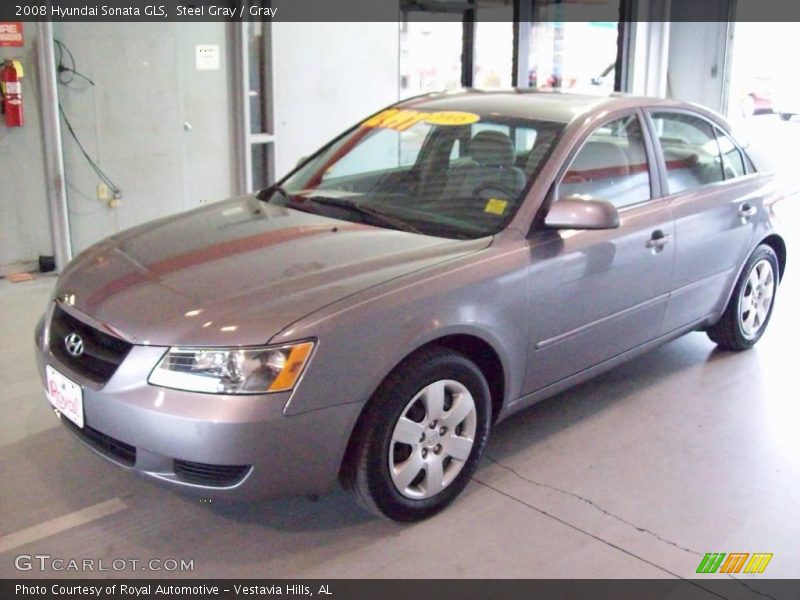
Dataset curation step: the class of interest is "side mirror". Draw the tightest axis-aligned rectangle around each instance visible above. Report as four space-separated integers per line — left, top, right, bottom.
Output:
296 155 308 167
544 197 620 230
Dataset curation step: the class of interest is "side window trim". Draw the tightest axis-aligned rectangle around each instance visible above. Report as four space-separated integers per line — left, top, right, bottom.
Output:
554 110 658 211
713 125 751 180
641 108 669 200
636 107 664 201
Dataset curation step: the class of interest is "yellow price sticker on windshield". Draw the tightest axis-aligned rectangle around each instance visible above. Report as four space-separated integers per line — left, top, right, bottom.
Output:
363 109 481 131
484 198 508 215
424 111 481 126
362 109 427 131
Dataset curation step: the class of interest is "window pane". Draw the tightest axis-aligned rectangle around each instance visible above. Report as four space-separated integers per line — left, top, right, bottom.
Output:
323 123 432 181
560 114 651 208
399 19 463 99
449 123 537 161
716 129 747 179
281 112 564 239
527 6 620 93
516 128 538 153
472 122 510 137
651 112 724 194
474 6 513 89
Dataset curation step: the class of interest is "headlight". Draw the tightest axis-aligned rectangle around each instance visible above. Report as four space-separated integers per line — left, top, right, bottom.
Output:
148 341 315 394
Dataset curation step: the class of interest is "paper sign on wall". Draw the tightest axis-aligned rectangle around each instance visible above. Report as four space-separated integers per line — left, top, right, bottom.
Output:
195 44 220 71
0 22 23 47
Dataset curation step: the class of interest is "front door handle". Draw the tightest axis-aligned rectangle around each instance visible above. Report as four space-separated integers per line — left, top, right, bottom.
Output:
739 203 758 221
646 229 671 252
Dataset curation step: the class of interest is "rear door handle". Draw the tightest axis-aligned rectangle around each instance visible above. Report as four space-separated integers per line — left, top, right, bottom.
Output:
739 203 758 220
646 229 671 252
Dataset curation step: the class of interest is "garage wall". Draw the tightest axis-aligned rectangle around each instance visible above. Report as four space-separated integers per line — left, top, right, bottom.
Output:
1 22 399 270
271 22 400 178
53 22 235 254
0 31 53 273
666 0 731 113
667 22 730 112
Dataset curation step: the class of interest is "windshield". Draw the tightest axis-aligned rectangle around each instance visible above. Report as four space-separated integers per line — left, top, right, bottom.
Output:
269 107 564 239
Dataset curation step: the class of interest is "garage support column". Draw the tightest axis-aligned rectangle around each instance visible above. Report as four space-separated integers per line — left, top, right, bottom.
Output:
37 22 72 270
232 22 251 195
629 20 670 98
627 0 672 97
512 0 532 88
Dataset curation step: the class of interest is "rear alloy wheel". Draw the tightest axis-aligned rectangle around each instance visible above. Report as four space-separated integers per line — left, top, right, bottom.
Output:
707 245 779 350
342 347 491 521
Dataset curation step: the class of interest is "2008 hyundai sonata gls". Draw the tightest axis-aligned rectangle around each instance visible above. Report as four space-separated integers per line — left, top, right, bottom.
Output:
36 91 787 521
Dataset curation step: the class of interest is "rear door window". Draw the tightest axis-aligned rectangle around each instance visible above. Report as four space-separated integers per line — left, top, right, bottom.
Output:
650 112 724 194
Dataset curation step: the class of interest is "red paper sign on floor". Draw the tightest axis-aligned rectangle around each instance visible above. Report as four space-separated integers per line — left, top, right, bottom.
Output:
0 23 23 47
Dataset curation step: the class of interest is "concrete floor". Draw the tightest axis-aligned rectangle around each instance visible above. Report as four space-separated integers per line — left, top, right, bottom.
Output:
1 116 799 583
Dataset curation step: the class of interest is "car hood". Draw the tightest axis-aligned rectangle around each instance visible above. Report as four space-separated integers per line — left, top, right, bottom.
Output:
54 196 489 346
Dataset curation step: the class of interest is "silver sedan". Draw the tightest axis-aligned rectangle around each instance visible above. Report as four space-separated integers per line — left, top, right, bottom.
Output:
35 91 788 521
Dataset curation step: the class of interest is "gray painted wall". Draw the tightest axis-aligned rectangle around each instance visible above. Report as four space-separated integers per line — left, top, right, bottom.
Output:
666 0 731 113
1 22 400 270
0 28 53 272
54 22 236 254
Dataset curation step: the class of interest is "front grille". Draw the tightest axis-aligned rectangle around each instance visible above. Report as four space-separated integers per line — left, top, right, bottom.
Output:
49 305 132 384
174 459 250 487
62 419 137 467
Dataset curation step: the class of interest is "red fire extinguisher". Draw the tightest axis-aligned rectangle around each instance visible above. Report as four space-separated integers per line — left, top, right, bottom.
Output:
1 60 24 127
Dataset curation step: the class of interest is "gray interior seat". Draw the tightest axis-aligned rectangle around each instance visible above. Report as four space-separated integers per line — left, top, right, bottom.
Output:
442 131 526 201
559 141 631 199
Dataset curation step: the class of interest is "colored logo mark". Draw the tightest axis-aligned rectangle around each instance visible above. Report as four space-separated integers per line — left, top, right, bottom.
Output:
696 552 773 574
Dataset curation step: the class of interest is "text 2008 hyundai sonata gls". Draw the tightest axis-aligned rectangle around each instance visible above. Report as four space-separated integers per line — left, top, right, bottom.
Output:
36 91 787 521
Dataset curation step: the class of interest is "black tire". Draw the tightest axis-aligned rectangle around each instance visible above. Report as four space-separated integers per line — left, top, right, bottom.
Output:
780 113 793 121
706 244 779 351
341 346 491 522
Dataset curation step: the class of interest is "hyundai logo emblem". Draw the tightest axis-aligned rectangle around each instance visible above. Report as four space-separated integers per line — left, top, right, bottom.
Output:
64 333 84 358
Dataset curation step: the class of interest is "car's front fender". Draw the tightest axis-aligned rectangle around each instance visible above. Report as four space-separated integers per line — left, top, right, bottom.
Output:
271 234 532 420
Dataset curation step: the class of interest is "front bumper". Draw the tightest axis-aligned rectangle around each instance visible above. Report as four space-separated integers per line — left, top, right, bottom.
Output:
34 305 361 500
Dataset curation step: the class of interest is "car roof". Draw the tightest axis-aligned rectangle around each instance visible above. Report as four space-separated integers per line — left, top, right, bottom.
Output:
397 89 728 128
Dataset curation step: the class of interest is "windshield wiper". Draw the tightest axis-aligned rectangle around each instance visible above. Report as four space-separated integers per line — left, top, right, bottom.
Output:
307 195 424 235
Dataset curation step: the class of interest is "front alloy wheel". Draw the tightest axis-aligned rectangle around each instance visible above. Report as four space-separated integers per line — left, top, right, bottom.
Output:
389 379 477 499
342 347 491 521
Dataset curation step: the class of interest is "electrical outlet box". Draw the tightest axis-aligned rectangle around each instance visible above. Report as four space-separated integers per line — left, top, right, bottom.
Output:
97 182 111 201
